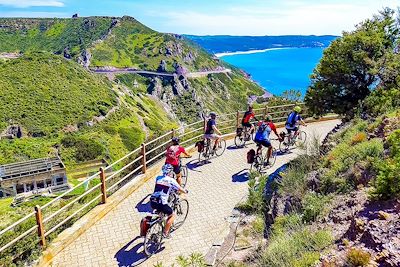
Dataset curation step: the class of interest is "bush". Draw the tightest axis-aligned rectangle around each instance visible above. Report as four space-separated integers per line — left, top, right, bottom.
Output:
118 127 144 151
301 192 331 222
61 135 104 162
346 248 371 267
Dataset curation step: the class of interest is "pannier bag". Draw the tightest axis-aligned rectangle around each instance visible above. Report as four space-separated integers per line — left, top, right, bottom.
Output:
195 140 205 152
140 216 152 236
247 149 256 164
236 127 243 136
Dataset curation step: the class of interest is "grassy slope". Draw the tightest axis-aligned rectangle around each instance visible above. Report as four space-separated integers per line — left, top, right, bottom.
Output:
89 17 218 71
0 53 117 135
0 17 113 57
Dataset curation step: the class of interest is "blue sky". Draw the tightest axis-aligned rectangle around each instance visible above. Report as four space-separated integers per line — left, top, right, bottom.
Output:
0 0 398 35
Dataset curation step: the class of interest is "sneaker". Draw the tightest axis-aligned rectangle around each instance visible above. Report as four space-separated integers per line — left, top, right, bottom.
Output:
163 232 173 239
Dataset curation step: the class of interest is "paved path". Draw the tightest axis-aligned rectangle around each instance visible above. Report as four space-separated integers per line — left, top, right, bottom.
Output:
50 120 340 267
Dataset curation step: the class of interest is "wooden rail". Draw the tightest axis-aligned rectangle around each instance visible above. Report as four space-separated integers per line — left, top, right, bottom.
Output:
0 102 314 260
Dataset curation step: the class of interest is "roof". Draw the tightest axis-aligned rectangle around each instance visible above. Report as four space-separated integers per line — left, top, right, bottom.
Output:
0 157 65 181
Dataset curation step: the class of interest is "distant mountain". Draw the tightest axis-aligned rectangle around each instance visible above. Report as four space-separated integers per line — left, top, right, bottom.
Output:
185 35 338 54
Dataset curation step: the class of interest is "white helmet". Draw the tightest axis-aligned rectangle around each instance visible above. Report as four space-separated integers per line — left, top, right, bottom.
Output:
162 164 174 175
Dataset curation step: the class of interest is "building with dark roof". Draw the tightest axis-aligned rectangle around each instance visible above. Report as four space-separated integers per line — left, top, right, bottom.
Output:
0 157 68 197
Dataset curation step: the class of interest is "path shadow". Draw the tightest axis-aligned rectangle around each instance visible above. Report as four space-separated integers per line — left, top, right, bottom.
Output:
227 145 243 150
115 236 166 266
232 169 250 183
186 159 211 171
135 194 152 213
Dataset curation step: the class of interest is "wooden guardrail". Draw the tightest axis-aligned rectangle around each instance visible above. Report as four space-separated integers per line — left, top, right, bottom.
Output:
0 102 309 263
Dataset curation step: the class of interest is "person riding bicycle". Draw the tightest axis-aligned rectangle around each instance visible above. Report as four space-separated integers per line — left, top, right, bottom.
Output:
165 137 191 186
254 115 281 165
241 106 258 135
204 112 222 153
285 106 306 143
150 164 188 238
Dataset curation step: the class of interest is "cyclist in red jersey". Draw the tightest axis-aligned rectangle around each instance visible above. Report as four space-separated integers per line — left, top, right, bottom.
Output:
165 137 191 186
241 106 258 133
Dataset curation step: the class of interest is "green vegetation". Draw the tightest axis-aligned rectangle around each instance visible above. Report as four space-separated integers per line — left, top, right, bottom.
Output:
346 248 371 267
0 17 114 58
260 214 333 267
90 16 218 71
0 52 116 135
305 8 400 116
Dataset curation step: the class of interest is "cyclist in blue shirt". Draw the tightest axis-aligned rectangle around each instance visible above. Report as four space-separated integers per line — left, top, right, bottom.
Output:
285 106 306 142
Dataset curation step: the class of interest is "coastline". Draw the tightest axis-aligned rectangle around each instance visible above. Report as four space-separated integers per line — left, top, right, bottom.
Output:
215 47 292 58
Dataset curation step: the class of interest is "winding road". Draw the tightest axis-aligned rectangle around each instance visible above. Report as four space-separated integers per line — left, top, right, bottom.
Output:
91 68 232 78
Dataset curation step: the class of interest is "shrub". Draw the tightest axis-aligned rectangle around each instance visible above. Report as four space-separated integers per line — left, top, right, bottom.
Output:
346 248 371 267
118 127 144 150
372 158 400 199
61 135 104 162
301 192 331 222
261 226 333 267
351 132 367 145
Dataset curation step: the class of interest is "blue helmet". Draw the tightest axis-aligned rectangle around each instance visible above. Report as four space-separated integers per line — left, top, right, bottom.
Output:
162 164 174 175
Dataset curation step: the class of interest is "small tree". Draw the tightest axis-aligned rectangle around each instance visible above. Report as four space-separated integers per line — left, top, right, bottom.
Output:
305 8 399 116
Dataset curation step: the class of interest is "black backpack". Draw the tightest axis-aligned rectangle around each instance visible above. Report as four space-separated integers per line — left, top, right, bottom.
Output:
247 149 256 164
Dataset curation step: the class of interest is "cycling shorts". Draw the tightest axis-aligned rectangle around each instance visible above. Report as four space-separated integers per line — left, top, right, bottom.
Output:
172 163 181 174
241 122 252 128
150 200 173 216
255 139 271 148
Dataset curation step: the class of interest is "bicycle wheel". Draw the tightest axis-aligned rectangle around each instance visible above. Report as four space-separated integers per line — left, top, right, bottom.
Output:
215 139 226 156
173 199 189 230
295 131 307 147
234 135 245 148
144 221 163 256
254 154 263 173
279 136 290 153
181 166 188 188
265 148 277 168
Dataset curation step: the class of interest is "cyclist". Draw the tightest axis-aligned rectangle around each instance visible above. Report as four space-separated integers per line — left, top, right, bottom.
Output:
204 112 222 153
285 106 306 143
150 164 188 238
254 115 281 166
165 137 191 186
241 106 258 135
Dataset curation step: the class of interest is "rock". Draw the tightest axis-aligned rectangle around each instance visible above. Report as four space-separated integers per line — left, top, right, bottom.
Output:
157 60 167 72
63 47 71 59
77 50 91 69
306 170 321 191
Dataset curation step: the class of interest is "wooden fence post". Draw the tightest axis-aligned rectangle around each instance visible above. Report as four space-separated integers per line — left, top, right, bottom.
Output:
171 129 175 138
203 117 207 132
34 205 46 247
99 167 107 204
264 106 268 119
236 111 240 128
141 143 147 174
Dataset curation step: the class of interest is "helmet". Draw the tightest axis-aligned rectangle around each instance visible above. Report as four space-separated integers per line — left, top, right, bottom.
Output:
293 106 302 113
162 164 174 175
171 137 180 144
209 112 217 117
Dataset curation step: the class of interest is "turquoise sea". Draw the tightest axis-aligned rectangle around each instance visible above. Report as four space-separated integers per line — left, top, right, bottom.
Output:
219 47 325 97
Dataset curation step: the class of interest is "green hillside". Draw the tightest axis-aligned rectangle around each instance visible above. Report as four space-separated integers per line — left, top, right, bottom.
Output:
0 17 114 58
90 17 218 71
0 52 117 136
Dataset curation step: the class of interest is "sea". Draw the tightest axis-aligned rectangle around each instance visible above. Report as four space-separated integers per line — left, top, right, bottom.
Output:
218 47 325 97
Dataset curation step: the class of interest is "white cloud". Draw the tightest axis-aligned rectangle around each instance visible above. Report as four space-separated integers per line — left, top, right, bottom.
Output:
0 0 64 8
0 11 68 17
151 0 399 35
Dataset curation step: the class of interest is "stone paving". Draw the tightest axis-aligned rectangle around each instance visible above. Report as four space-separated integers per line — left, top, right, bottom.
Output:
50 120 340 267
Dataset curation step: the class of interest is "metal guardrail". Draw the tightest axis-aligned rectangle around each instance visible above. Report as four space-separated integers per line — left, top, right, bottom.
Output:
0 102 309 261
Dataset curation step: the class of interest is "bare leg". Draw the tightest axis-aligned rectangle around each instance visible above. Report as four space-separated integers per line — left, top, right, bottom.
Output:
267 146 272 163
176 173 182 186
213 138 220 150
164 214 175 235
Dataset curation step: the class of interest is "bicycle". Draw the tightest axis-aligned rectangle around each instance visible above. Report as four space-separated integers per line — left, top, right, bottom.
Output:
234 122 257 148
198 137 227 163
252 140 278 173
172 157 189 188
278 126 307 153
143 192 189 256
